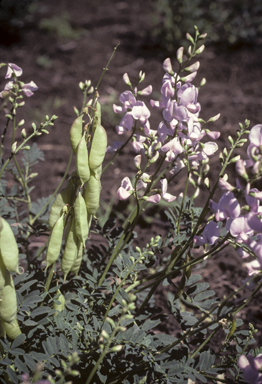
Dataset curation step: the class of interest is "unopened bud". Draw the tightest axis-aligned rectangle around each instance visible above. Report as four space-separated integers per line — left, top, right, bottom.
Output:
176 47 184 63
230 155 241 163
199 33 207 39
18 119 25 127
186 33 194 44
106 317 115 327
163 58 173 74
149 151 159 164
204 177 209 189
139 71 145 82
207 113 220 122
200 78 206 87
134 154 141 169
85 79 91 88
87 86 94 95
11 141 17 154
195 44 205 55
21 128 27 138
123 73 131 86
79 81 84 90
101 330 109 339
185 61 200 72
111 345 123 352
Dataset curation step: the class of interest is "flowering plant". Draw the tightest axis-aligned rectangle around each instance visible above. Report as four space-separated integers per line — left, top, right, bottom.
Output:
0 28 262 384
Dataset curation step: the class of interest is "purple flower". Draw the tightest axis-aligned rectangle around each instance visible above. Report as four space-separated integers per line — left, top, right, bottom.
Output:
131 101 150 124
161 137 183 162
209 191 241 222
160 178 176 202
117 177 134 200
22 81 38 97
5 63 23 79
238 353 262 384
229 216 253 243
249 124 262 147
194 221 220 246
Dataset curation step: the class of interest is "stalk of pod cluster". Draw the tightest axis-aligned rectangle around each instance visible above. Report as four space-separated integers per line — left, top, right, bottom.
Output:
47 101 107 280
0 217 22 339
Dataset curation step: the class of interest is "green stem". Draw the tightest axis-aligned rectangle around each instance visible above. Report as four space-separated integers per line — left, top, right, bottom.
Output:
190 326 221 359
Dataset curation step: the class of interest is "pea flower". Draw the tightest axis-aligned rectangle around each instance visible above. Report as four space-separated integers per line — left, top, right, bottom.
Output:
194 221 220 246
5 63 23 79
238 353 262 384
21 81 38 97
117 177 134 200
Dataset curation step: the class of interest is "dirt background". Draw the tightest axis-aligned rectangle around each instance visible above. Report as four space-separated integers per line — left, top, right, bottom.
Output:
1 0 262 378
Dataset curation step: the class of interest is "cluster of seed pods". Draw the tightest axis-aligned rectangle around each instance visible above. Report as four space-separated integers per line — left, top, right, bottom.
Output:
47 104 107 280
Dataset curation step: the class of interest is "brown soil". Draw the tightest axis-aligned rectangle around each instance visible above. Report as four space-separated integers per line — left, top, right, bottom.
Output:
1 0 262 380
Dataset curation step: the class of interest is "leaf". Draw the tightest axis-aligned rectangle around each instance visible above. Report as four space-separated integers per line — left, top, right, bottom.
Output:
198 351 215 372
14 357 29 374
11 334 26 349
6 366 18 384
30 306 51 318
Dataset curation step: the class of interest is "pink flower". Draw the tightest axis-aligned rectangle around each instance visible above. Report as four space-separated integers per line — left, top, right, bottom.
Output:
5 63 23 79
22 81 38 97
238 353 262 384
160 178 176 202
117 177 134 200
161 137 183 162
194 221 219 246
209 191 241 222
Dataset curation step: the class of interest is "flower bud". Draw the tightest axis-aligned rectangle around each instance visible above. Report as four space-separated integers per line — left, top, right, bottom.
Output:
176 47 184 63
123 73 131 86
207 113 220 122
200 78 206 87
139 71 145 82
11 141 17 154
186 33 194 44
185 61 200 72
79 81 84 90
21 128 27 138
134 154 141 169
111 345 123 352
195 44 205 55
163 58 173 74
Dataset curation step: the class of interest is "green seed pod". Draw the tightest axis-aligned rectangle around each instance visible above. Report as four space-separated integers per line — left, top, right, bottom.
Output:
0 253 8 291
84 174 101 215
61 216 78 280
49 181 76 230
74 191 89 244
70 240 84 276
70 115 83 154
53 289 65 316
89 124 107 172
3 318 22 339
0 217 19 273
46 214 64 270
0 320 6 338
76 133 90 185
0 274 17 324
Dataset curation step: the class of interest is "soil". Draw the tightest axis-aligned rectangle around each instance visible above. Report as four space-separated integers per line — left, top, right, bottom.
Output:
1 0 262 381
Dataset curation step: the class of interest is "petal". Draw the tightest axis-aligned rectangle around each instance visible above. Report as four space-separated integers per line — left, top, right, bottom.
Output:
146 194 161 203
5 63 23 79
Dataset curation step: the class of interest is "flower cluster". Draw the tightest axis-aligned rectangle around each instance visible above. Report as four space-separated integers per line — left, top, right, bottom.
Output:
0 63 38 98
205 124 262 276
112 49 220 205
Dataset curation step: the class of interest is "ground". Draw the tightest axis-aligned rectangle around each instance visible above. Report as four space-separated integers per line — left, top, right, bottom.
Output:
1 0 262 373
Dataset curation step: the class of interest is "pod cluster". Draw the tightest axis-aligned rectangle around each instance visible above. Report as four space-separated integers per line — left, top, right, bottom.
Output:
0 217 22 339
47 105 107 279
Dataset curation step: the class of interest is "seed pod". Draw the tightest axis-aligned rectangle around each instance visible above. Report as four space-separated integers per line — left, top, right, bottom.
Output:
74 191 89 244
70 240 84 276
70 115 83 154
0 320 6 338
0 274 17 324
3 318 22 339
49 181 76 230
89 124 107 172
53 289 65 316
0 217 19 273
61 216 78 280
46 214 64 270
84 174 101 215
76 133 90 185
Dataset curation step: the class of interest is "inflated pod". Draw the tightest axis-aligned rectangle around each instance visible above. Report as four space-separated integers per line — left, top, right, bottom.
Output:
49 181 76 230
74 192 89 244
53 289 65 316
70 240 84 276
76 133 90 185
3 318 22 339
61 216 78 280
0 217 19 273
84 174 101 216
89 124 107 172
70 115 83 154
0 274 17 324
46 214 64 269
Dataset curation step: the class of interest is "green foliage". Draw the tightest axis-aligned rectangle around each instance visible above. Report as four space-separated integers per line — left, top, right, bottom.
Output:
150 0 262 49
